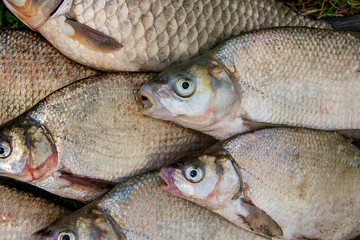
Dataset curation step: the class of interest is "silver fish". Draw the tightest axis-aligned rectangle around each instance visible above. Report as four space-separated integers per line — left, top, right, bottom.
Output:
0 178 71 240
31 171 266 240
140 27 360 140
0 30 97 126
160 128 360 239
0 73 216 202
3 0 330 71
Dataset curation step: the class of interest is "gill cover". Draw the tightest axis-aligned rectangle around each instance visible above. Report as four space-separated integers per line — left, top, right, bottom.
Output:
0 118 57 182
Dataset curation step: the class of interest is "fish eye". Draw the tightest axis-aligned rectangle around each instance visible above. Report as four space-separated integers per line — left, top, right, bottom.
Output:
0 140 11 158
184 164 204 183
57 230 76 240
174 78 195 97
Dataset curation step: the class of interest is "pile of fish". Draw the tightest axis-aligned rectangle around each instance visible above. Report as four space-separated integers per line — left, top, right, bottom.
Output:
0 0 359 239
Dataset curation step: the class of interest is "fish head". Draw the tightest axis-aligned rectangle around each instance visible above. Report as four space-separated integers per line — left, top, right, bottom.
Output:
159 149 241 210
31 206 125 240
139 55 240 134
0 118 57 182
3 0 62 30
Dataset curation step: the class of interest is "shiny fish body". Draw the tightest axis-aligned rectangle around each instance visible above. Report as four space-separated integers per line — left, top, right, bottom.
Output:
0 179 71 240
0 30 98 127
31 171 265 240
160 128 360 239
0 73 215 202
4 0 330 71
140 27 360 140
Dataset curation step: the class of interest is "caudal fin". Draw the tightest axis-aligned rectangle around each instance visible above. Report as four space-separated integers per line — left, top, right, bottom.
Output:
326 14 360 32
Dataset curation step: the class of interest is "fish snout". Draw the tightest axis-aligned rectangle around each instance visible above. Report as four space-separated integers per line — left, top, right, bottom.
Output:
159 168 185 198
3 0 63 30
139 85 157 115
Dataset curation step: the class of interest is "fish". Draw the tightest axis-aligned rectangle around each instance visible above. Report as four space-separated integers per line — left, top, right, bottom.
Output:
3 0 331 71
0 177 72 240
31 171 266 240
160 128 360 239
0 29 98 127
0 73 216 202
140 27 360 140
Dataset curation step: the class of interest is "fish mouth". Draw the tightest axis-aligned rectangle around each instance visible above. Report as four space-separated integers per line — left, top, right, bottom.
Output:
159 168 185 198
138 86 157 115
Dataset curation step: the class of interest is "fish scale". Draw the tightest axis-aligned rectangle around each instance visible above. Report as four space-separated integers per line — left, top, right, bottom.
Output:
0 72 216 202
0 30 98 127
222 128 360 239
0 179 71 240
10 0 330 71
213 28 360 130
31 172 266 240
140 27 360 140
159 128 360 239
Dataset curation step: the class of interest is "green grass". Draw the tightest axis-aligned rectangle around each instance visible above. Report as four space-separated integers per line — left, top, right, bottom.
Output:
0 2 25 29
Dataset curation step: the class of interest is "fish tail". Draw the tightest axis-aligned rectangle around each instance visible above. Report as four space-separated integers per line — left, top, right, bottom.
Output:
326 14 360 32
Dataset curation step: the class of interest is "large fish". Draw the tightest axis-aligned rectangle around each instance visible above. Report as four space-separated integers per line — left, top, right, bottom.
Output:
0 30 98 127
140 27 360 140
0 178 71 240
160 128 360 239
31 171 265 240
3 0 330 71
0 73 215 202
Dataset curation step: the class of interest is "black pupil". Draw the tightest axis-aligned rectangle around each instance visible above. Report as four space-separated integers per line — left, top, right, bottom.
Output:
62 235 71 240
182 81 190 89
190 169 197 178
0 146 5 155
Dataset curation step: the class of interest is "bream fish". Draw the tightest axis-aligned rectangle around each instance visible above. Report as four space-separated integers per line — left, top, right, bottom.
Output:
31 171 266 240
160 128 360 239
0 178 71 240
3 0 330 71
140 27 360 140
0 73 216 202
0 30 98 127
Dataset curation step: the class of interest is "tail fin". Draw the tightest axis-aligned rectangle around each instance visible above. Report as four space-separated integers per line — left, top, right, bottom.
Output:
326 14 360 32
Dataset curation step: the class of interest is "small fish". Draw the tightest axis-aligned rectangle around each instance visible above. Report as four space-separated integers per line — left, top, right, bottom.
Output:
31 171 265 240
160 128 360 239
0 178 71 240
0 30 98 127
0 73 216 202
4 0 330 71
140 27 360 140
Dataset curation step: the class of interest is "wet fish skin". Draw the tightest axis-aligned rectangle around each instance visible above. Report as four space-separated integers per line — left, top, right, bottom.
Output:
0 178 71 240
0 73 216 202
4 0 330 71
160 128 360 239
140 27 360 140
31 171 266 240
0 30 98 127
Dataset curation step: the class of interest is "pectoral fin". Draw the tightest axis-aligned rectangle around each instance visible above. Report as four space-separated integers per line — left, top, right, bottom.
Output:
65 19 122 52
238 198 283 237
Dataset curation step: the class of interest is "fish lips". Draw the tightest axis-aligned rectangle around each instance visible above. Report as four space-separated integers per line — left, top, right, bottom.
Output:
138 85 173 120
159 167 185 198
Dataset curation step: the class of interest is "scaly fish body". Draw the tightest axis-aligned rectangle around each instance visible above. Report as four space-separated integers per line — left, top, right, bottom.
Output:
0 178 71 240
160 128 360 239
4 0 329 71
31 171 265 240
140 27 360 140
0 73 216 202
0 30 98 127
